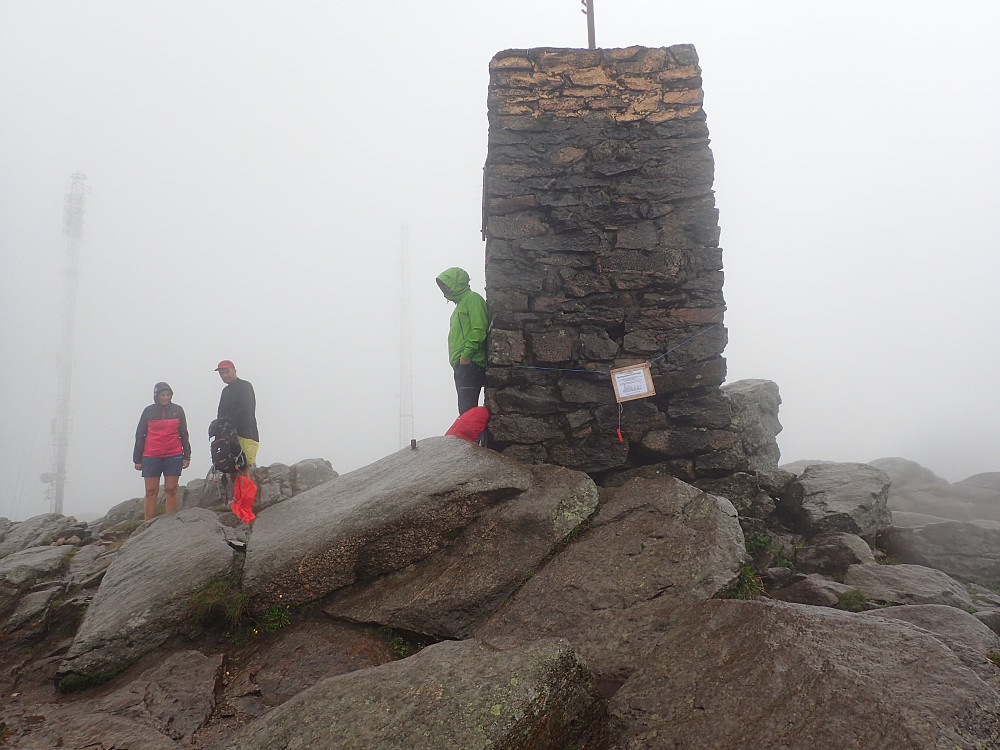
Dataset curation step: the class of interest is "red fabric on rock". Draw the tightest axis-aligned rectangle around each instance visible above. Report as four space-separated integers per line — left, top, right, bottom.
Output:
232 475 257 523
445 406 490 441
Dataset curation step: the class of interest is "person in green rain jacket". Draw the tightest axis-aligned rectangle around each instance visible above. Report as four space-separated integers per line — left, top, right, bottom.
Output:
436 267 489 414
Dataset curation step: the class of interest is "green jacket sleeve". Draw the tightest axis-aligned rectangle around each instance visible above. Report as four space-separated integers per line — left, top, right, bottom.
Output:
459 293 489 363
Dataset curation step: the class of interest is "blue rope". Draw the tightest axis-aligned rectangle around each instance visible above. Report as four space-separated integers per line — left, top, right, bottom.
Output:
513 366 609 375
647 323 720 366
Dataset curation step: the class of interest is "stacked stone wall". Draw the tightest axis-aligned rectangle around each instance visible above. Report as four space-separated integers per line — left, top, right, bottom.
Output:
483 45 735 480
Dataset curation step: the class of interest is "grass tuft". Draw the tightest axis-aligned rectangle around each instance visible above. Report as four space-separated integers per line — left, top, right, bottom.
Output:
726 567 764 600
834 589 869 612
744 533 771 555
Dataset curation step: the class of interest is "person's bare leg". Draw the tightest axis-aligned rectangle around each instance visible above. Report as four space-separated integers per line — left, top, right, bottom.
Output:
164 475 180 514
143 476 161 520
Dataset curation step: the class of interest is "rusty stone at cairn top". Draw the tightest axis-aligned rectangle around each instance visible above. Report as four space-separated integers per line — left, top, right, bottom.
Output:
483 45 734 480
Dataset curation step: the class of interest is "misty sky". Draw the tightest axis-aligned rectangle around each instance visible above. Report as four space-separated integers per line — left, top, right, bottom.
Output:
2 1 998 522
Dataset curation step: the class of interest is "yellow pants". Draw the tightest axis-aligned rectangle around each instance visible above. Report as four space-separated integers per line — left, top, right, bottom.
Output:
238 437 259 467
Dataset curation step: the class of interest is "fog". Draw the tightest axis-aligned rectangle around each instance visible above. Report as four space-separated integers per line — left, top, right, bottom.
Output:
2 1 998 522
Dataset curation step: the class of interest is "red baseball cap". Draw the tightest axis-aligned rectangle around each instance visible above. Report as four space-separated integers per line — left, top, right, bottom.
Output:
215 360 235 371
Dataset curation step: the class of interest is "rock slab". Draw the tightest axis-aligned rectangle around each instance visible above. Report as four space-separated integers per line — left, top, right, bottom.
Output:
881 515 1000 588
226 638 607 750
781 461 892 542
58 507 235 680
324 463 599 638
477 475 744 682
609 598 1000 749
242 436 532 611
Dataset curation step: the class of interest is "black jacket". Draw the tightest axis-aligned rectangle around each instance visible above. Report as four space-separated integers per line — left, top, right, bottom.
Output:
218 378 258 441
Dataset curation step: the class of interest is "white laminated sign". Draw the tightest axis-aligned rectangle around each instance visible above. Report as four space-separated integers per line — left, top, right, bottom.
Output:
610 363 655 403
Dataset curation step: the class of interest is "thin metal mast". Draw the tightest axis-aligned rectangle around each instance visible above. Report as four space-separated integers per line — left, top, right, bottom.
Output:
581 0 596 49
398 224 414 448
52 172 87 515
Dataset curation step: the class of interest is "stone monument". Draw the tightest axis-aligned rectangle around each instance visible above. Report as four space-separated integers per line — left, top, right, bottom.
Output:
483 45 735 481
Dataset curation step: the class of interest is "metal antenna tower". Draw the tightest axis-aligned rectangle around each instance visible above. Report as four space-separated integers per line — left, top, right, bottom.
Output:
580 0 596 49
50 172 87 514
398 224 414 448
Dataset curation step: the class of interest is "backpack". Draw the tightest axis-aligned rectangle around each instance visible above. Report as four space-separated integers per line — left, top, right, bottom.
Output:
208 418 246 473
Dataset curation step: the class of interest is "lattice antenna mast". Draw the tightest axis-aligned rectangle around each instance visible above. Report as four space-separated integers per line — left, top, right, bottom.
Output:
580 0 596 49
51 172 87 515
398 224 414 448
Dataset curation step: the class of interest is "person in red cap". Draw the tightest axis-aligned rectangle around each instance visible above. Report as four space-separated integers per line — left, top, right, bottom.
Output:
215 360 258 475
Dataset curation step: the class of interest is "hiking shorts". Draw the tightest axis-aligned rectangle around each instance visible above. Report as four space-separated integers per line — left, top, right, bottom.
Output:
238 437 259 467
141 454 184 478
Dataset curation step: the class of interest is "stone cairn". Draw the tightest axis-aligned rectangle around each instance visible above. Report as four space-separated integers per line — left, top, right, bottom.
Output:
483 45 736 481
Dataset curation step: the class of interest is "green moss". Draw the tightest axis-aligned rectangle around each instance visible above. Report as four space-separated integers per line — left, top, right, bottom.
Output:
869 543 896 565
58 670 117 693
105 519 144 536
746 533 796 572
59 548 77 569
371 626 425 659
385 632 413 658
552 487 599 538
56 659 136 693
56 645 160 693
102 519 146 551
745 533 771 555
546 511 594 563
834 589 869 612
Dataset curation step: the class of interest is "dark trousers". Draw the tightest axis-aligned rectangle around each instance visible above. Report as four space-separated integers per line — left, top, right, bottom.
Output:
454 363 486 415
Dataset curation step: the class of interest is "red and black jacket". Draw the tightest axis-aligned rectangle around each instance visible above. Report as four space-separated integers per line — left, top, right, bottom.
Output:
133 402 192 463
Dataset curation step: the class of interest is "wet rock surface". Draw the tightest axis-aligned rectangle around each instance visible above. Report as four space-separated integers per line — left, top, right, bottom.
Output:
608 599 1000 749
881 514 1000 588
224 638 606 750
872 458 1000 522
843 562 974 609
4 451 1000 749
780 461 892 542
323 462 599 639
57 507 236 681
475 475 745 682
242 436 532 612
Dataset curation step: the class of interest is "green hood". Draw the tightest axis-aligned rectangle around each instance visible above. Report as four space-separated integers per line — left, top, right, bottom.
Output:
436 267 471 303
435 267 489 368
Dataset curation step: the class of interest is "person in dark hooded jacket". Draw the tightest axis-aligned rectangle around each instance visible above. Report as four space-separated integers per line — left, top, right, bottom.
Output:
436 267 489 414
215 359 258 476
133 382 191 521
